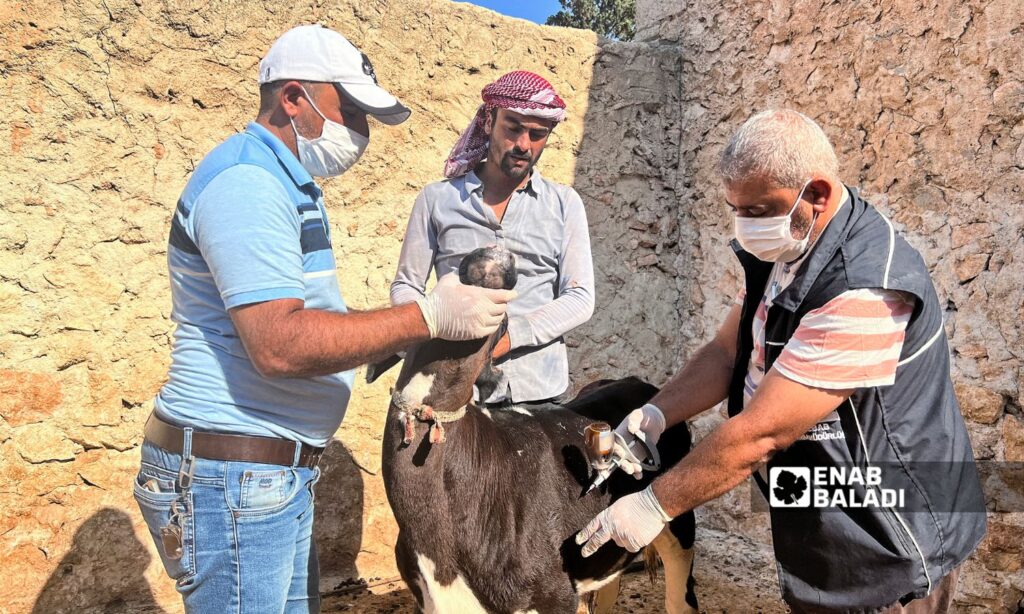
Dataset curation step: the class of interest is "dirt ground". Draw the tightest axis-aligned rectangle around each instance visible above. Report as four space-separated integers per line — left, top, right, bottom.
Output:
321 528 789 613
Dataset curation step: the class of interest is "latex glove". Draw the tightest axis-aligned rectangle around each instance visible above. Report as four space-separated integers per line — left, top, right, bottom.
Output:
613 403 666 478
415 273 516 341
575 485 672 557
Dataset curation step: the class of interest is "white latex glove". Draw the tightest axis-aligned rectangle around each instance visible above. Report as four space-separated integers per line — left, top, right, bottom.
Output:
415 273 516 341
613 403 666 478
575 485 672 557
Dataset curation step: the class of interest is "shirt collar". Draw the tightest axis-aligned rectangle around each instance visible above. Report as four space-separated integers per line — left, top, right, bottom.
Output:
522 168 543 196
244 121 317 190
464 168 484 194
464 166 544 198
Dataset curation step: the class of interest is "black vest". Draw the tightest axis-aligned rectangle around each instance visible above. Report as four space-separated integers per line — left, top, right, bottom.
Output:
729 189 986 611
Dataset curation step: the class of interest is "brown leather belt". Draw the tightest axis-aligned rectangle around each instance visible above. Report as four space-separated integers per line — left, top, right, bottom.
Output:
144 413 324 468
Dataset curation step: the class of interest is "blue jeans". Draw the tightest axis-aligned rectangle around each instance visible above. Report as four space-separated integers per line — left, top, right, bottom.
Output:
133 438 321 613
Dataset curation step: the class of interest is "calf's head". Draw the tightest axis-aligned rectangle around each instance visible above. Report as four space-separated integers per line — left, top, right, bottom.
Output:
391 246 517 414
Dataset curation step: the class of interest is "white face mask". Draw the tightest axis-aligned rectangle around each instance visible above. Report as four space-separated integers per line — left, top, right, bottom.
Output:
734 179 817 263
291 87 369 177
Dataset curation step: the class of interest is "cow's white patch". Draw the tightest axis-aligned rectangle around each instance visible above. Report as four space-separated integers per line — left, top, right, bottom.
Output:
575 571 621 594
481 408 493 419
588 574 622 614
652 529 697 614
394 373 435 411
415 552 487 614
510 406 533 416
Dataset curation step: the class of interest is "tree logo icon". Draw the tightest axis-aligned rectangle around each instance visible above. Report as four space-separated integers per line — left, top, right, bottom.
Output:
770 467 810 507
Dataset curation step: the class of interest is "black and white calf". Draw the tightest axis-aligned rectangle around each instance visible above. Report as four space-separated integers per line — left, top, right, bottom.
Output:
379 247 697 614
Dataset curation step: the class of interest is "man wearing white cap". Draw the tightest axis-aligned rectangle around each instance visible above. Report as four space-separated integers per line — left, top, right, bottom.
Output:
133 25 514 612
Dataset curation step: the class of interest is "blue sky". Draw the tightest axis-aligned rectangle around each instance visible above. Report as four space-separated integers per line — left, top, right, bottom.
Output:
456 0 564 25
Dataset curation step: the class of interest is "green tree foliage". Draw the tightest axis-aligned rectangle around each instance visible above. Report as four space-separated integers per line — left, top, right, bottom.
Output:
545 0 635 41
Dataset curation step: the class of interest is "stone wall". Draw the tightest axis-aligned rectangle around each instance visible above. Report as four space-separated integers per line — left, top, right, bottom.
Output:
636 0 1024 611
0 1 687 611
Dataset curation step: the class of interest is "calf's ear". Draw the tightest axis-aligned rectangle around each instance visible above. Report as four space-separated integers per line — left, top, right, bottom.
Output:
366 353 402 384
474 362 502 403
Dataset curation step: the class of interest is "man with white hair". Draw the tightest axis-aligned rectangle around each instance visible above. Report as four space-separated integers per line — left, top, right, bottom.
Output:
577 109 985 612
134 25 514 612
391 71 594 406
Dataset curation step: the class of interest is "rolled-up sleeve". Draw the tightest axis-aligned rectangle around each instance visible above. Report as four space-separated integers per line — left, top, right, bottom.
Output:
191 165 305 309
390 190 437 306
506 188 595 349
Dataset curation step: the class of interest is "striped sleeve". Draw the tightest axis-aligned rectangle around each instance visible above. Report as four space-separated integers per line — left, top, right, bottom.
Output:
773 288 915 389
191 165 304 309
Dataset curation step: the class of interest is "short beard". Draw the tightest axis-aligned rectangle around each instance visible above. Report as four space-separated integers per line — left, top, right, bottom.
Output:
790 203 815 240
499 151 535 180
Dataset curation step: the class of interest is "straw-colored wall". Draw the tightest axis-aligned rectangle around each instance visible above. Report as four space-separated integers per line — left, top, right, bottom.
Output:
1 1 687 611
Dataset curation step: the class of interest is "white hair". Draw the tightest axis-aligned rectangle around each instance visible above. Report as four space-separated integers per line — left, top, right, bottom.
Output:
718 109 839 189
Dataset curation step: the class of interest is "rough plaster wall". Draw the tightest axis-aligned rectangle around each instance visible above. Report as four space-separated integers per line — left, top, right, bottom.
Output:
0 1 687 611
637 0 1024 611
570 40 683 387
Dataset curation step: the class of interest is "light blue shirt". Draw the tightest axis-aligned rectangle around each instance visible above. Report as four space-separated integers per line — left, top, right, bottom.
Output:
391 169 595 403
155 122 354 447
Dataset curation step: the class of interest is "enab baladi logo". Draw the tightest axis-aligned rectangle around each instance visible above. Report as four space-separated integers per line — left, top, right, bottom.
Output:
769 466 906 509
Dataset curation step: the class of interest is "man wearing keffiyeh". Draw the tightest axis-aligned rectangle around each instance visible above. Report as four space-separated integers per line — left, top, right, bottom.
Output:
443 70 567 179
391 71 595 406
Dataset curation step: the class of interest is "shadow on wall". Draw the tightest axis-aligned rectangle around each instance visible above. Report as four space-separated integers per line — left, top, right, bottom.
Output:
26 440 366 612
313 438 367 590
30 508 167 614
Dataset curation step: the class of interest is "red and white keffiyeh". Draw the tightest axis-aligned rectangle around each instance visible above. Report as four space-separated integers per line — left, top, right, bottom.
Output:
443 71 567 178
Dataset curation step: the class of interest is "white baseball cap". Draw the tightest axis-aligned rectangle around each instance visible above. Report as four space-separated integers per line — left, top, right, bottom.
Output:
259 24 411 125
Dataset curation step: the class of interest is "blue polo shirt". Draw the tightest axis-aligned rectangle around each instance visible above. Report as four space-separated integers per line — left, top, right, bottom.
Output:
154 122 354 447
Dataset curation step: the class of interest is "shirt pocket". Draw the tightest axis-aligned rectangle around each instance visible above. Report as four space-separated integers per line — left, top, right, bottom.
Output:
508 220 559 271
435 223 491 274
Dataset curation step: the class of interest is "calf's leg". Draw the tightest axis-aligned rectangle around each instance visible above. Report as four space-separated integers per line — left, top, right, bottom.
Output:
588 574 621 614
395 534 427 613
652 514 698 614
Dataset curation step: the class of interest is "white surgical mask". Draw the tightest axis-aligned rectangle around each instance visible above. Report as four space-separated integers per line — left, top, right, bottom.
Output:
734 179 817 263
291 87 368 177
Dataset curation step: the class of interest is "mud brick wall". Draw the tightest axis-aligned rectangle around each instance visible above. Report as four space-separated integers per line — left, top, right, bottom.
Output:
636 1 1024 610
0 1 684 611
